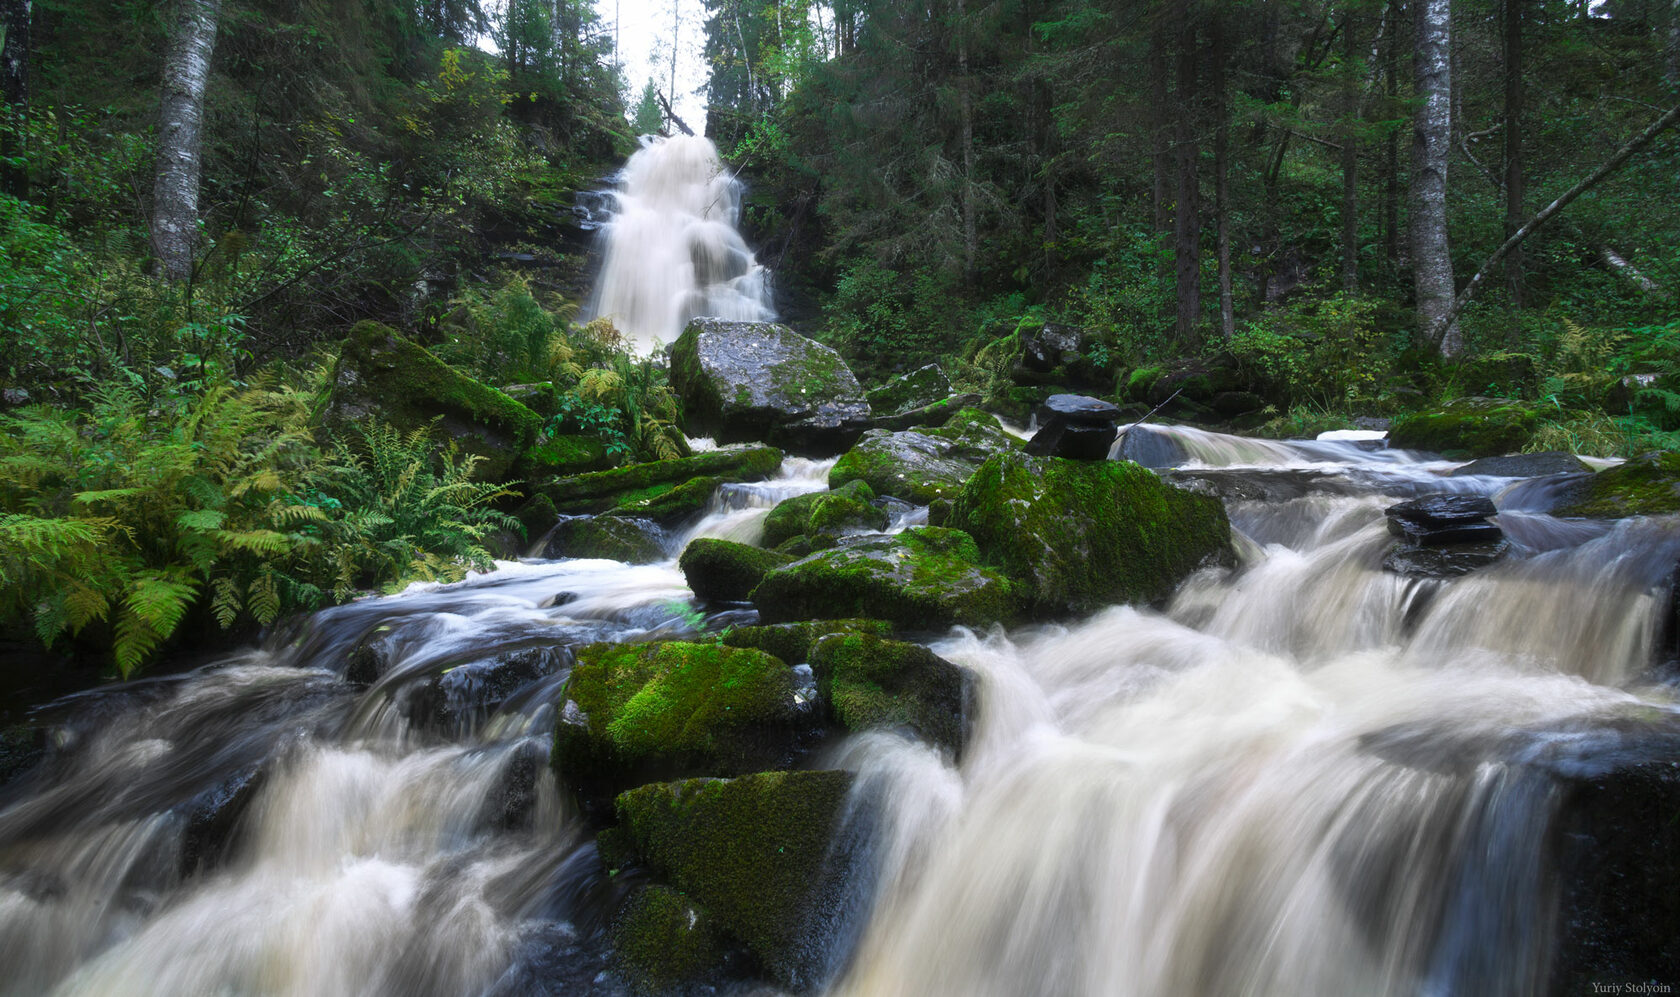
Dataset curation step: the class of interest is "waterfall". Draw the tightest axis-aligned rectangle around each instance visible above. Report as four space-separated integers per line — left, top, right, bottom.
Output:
3 435 1678 995
586 135 774 352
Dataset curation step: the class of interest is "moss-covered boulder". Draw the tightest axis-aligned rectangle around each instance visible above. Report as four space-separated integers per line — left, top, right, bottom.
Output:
615 770 857 989
611 884 730 993
828 409 1020 505
532 446 782 517
721 619 894 665
808 632 969 755
323 321 543 481
1552 451 1680 518
866 364 951 419
543 515 666 563
670 318 872 456
552 642 816 803
949 452 1232 616
752 527 1023 631
762 480 889 548
1388 397 1541 458
517 433 610 477
680 538 794 601
870 393 986 432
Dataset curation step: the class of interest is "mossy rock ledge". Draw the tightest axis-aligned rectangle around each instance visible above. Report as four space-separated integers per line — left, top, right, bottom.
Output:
866 363 951 418
532 446 782 518
751 526 1023 632
828 408 1021 505
808 632 970 755
1552 451 1680 518
611 884 732 994
542 515 666 563
949 451 1233 616
551 642 819 805
761 480 889 548
669 318 872 456
680 538 794 602
322 321 542 481
721 619 895 665
1387 396 1541 459
613 770 859 990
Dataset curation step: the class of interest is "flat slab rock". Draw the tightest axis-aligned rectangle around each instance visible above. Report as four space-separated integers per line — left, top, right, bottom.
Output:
1384 494 1502 547
1026 394 1122 461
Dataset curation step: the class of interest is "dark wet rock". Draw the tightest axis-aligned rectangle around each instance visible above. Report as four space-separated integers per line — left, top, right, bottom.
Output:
1449 452 1592 478
753 527 1023 631
542 515 665 563
532 446 782 518
829 409 1020 504
179 766 264 876
721 620 894 666
1113 423 1190 469
1384 495 1502 546
510 493 559 548
1551 451 1680 519
670 318 871 455
808 632 970 755
871 393 985 432
0 723 46 790
1212 391 1268 418
491 740 552 831
866 364 951 419
949 452 1233 616
322 321 543 482
1382 539 1509 578
613 770 858 990
1026 394 1122 461
679 539 794 602
344 627 397 686
762 480 889 549
408 645 568 737
1387 397 1540 458
552 642 818 805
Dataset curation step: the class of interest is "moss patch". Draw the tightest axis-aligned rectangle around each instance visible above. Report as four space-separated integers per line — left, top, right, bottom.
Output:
866 364 951 418
519 433 609 477
611 884 728 994
949 452 1232 615
762 480 887 548
1388 397 1540 458
828 410 1019 505
721 619 894 665
553 642 809 800
534 446 782 515
808 632 968 755
615 770 855 989
680 539 794 601
1553 451 1680 518
752 526 1023 631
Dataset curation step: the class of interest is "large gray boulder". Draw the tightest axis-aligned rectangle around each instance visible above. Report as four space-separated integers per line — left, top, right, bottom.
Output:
670 318 872 456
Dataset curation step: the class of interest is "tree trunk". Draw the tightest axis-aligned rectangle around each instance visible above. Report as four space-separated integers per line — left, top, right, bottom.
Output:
1340 6 1360 294
1149 21 1172 233
1410 0 1457 355
151 0 220 282
1173 18 1201 343
1503 0 1525 305
957 0 976 285
1212 14 1233 338
1383 0 1400 279
0 0 27 198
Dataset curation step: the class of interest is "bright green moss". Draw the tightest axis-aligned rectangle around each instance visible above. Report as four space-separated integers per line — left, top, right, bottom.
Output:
827 412 1017 505
1388 397 1540 458
535 446 782 515
679 538 794 601
612 885 727 994
949 451 1232 616
808 632 967 754
761 480 885 547
1554 451 1680 518
519 433 608 477
866 364 950 418
607 475 722 522
614 770 855 989
721 619 894 664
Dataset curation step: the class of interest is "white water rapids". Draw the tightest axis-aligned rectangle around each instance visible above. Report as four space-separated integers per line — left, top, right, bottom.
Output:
2 434 1678 995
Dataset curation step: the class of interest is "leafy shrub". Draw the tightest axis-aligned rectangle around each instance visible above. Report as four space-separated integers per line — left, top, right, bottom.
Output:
822 258 967 381
1227 294 1395 408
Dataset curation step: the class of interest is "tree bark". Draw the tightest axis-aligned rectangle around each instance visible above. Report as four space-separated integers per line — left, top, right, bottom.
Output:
1212 14 1233 338
151 0 220 282
1410 0 1457 355
1383 0 1400 278
957 0 976 285
1503 0 1525 305
1173 16 1201 343
1668 0 1679 87
1149 21 1172 233
1425 101 1680 346
1 0 29 198
1340 6 1360 294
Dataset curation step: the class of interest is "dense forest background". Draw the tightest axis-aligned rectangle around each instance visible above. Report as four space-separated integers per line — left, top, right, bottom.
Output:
1 0 1678 673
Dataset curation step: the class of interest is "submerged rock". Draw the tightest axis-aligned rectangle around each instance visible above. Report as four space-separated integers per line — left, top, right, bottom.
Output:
761 479 889 548
552 642 816 803
752 527 1023 631
1387 397 1540 458
407 645 568 737
1550 451 1680 518
322 321 543 481
1383 495 1502 546
1382 539 1509 578
613 770 858 990
829 409 1019 504
808 632 970 755
679 538 794 602
532 446 782 517
1026 393 1123 461
670 318 872 455
949 452 1233 616
542 515 665 563
1113 423 1190 469
1449 451 1591 478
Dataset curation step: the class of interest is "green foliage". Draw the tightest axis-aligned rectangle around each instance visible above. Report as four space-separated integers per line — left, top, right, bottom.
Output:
822 258 967 381
1226 295 1397 408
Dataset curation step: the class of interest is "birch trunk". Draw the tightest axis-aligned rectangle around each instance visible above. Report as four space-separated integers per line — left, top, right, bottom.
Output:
1410 0 1457 355
150 0 219 282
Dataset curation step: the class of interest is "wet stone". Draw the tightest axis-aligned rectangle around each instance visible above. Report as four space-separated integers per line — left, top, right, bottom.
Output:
1382 539 1510 579
1384 495 1501 547
1026 394 1123 461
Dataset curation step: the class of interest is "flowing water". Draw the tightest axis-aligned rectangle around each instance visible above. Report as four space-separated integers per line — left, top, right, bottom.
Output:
586 136 774 352
3 434 1679 995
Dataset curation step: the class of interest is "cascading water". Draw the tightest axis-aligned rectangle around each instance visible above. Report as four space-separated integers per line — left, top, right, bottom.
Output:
587 135 774 352
3 432 1679 995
